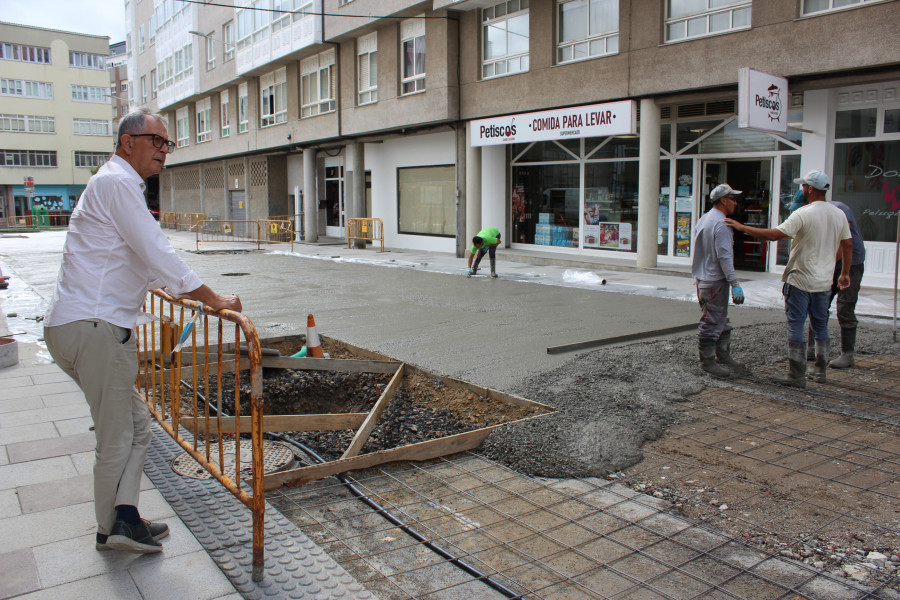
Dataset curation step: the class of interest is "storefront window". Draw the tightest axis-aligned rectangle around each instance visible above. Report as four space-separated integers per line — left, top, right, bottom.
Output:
513 140 579 162
776 155 802 266
698 119 780 153
676 119 720 153
511 164 580 246
884 109 899 134
583 161 638 251
588 135 640 159
397 165 456 236
832 140 900 243
673 158 693 257
835 108 877 139
658 160 671 255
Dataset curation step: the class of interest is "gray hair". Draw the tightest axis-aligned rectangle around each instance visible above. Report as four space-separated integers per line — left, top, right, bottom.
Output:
116 108 166 148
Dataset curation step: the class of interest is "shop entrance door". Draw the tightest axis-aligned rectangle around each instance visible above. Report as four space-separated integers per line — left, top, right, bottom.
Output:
701 159 772 271
324 160 345 238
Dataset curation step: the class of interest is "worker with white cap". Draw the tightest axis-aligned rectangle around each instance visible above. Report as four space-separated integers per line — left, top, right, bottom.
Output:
726 170 851 388
692 183 748 378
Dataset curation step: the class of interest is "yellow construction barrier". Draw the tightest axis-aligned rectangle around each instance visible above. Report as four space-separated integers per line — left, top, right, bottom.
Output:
161 212 207 231
195 220 261 251
347 217 386 252
259 219 294 252
268 213 303 240
137 290 266 581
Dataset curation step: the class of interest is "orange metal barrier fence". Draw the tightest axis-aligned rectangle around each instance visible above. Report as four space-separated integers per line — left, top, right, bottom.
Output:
259 219 295 252
194 219 295 252
137 290 266 580
347 217 386 252
268 213 303 240
161 212 206 232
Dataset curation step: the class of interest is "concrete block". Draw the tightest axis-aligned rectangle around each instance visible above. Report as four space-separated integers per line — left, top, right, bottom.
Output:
0 501 97 553
0 445 7 466
1 375 32 389
10 571 142 600
41 391 86 408
0 456 79 491
0 487 22 518
30 371 76 385
70 451 96 476
130 549 236 600
0 396 44 415
136 488 177 522
54 417 95 438
19 473 94 514
0 403 90 429
0 422 58 446
2 380 80 400
7 432 95 464
0 548 40 598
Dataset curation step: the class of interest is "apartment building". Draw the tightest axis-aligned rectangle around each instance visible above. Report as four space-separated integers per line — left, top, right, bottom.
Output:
0 22 114 224
128 0 900 287
109 40 129 133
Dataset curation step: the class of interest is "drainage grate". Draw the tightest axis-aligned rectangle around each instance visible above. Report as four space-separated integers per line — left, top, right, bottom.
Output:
172 439 296 480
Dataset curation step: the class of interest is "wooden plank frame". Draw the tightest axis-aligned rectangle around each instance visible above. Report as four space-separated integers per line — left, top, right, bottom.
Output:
208 334 555 489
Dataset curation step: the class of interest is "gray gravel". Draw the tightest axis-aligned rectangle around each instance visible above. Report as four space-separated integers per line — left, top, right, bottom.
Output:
481 320 900 478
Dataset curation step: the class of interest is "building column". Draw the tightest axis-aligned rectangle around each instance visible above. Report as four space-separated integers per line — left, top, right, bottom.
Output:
465 121 482 253
303 147 317 243
346 141 365 249
637 98 661 268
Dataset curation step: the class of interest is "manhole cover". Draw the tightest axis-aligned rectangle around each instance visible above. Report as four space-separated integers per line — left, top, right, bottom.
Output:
172 440 296 480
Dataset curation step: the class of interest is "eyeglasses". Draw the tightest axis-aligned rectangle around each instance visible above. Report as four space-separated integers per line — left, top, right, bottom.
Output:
724 195 737 201
130 133 176 152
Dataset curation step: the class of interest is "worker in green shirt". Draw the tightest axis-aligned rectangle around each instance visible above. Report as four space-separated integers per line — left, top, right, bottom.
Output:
467 227 501 278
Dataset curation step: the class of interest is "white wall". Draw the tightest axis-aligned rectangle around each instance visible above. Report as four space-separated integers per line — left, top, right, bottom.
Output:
481 145 507 244
365 130 458 252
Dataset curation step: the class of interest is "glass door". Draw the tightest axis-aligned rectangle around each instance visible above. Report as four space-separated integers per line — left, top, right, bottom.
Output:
702 161 727 215
324 161 345 238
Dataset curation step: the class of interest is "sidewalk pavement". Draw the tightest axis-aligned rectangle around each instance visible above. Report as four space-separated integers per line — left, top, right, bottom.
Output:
0 340 242 600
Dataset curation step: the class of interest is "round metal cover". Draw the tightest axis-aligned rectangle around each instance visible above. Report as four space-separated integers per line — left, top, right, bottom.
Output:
172 439 296 480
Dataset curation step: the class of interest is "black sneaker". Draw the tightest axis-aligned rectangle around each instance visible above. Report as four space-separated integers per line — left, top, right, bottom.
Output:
103 520 164 553
97 520 169 551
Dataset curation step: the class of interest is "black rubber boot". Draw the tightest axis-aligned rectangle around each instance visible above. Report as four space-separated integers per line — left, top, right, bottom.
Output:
806 327 815 361
810 338 829 383
829 328 856 369
489 254 497 278
699 339 731 379
716 330 750 377
774 342 807 388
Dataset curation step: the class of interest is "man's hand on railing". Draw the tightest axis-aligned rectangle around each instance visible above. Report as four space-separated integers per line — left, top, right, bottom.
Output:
184 284 242 313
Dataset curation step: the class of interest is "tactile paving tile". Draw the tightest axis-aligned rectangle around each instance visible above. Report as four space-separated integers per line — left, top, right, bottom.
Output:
145 425 378 600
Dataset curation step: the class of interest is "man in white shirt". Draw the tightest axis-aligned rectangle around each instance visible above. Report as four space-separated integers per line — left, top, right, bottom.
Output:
44 108 242 554
726 170 851 388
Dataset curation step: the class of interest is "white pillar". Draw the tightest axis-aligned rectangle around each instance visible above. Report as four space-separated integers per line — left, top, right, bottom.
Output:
303 148 317 243
465 121 482 249
346 141 365 249
637 98 661 268
481 145 505 241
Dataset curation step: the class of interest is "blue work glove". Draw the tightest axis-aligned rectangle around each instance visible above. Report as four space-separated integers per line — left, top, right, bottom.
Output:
467 268 474 276
731 284 745 305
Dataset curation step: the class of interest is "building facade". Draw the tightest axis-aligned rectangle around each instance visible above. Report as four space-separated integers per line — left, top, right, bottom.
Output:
126 0 900 287
0 22 114 225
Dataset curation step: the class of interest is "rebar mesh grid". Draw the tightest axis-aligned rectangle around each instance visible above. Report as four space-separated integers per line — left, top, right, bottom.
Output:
265 354 900 600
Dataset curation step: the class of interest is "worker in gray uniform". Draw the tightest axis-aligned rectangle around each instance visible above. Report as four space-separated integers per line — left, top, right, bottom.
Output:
691 184 748 378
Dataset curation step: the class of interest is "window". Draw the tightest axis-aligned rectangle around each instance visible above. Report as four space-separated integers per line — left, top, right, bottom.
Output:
1 150 57 167
223 21 235 61
150 14 156 45
196 97 212 142
139 24 145 53
301 52 335 118
482 0 529 79
400 18 425 95
666 0 750 42
120 104 129 117
802 0 890 15
238 82 249 133
357 33 378 105
74 151 109 168
121 83 127 92
261 67 288 126
141 76 147 103
272 0 291 31
0 114 54 133
69 51 107 69
397 165 457 236
236 8 252 50
252 0 270 42
71 85 108 102
293 0 313 23
150 69 157 99
3 79 53 99
176 107 189 148
206 32 216 70
0 43 51 64
73 118 112 136
558 0 618 63
221 90 231 137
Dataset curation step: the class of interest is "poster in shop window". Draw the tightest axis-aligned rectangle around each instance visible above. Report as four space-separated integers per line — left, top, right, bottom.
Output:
675 214 691 257
584 222 631 250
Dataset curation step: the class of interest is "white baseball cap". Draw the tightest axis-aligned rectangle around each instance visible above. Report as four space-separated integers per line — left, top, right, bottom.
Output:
794 170 830 191
710 184 742 203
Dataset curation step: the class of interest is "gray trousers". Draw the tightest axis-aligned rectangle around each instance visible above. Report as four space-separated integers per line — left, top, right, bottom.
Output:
45 320 150 535
697 279 732 341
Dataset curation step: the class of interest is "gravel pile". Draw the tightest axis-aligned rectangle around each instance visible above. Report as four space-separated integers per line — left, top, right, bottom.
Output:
481 320 900 479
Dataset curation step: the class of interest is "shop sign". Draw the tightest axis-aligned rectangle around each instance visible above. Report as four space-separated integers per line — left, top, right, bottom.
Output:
738 67 788 134
24 176 34 193
470 100 637 147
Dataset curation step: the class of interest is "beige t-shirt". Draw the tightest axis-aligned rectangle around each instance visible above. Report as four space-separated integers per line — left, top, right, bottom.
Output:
777 201 851 293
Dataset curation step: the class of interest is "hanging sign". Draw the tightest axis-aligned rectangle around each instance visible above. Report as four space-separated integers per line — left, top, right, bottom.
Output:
738 67 788 134
470 100 637 147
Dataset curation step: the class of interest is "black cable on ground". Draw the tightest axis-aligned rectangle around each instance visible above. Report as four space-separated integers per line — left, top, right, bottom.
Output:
177 376 525 599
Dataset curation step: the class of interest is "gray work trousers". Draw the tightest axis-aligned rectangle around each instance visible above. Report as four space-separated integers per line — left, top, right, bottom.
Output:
697 279 732 341
44 320 150 535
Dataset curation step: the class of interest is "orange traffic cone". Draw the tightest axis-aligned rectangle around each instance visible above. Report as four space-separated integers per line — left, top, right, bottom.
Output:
306 314 325 358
